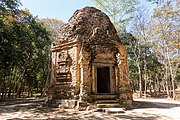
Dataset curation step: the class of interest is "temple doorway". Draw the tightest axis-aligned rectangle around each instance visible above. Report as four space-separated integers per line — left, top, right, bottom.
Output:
97 66 110 93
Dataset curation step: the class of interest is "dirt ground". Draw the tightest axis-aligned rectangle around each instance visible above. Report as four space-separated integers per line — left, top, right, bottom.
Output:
0 97 180 120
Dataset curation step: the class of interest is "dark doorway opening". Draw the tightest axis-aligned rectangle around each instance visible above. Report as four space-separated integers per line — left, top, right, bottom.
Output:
97 66 110 93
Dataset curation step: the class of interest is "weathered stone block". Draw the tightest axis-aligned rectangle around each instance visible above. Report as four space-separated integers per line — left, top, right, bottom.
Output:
59 100 77 109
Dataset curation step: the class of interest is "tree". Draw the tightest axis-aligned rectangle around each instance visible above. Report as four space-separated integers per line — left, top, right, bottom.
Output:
132 6 152 98
146 0 165 5
0 0 20 14
41 18 64 40
0 0 51 99
149 0 180 99
91 0 139 32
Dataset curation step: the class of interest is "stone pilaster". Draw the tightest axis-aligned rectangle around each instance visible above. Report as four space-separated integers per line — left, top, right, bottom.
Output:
117 44 133 107
78 52 91 102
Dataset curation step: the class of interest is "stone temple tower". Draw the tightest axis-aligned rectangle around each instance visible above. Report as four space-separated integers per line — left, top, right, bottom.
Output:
47 6 133 108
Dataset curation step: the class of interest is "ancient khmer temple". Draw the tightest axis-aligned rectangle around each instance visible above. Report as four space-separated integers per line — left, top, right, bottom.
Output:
47 6 132 108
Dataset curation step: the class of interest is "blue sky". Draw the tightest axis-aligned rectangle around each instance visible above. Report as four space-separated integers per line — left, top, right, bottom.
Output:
20 0 153 22
20 0 94 22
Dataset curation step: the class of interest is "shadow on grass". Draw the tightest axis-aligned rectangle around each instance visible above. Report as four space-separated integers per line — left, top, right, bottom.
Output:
133 100 180 109
7 110 169 120
0 97 58 114
0 97 45 106
1 98 180 120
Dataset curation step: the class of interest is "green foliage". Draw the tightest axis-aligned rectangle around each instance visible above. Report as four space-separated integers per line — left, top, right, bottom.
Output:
0 0 21 14
0 0 52 99
128 0 180 96
91 0 139 32
146 0 165 5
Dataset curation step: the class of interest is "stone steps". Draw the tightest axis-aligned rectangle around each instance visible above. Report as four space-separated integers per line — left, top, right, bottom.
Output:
95 94 120 108
95 94 118 100
95 99 119 104
97 103 123 108
94 94 126 113
98 108 125 114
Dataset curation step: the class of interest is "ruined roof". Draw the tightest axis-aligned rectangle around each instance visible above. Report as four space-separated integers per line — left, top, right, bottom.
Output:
55 6 122 53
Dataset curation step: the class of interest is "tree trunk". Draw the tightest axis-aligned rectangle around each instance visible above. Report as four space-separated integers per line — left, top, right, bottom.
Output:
17 82 22 98
157 78 161 94
30 87 33 97
166 80 170 98
149 78 152 95
138 65 142 98
166 46 177 99
1 84 5 100
1 72 7 100
164 63 170 98
144 73 148 98
168 61 175 100
8 85 12 98
42 53 52 97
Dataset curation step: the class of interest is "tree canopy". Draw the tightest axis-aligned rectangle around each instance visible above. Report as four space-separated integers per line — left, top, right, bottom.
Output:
91 0 139 32
0 0 52 99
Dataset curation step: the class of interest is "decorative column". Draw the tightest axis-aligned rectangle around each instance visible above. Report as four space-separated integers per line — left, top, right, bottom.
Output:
117 44 133 107
78 52 91 102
